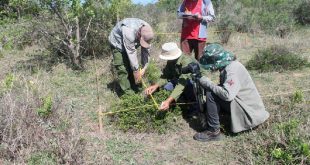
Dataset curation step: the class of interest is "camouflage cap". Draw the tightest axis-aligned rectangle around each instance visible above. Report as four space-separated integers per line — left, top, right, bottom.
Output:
199 43 235 70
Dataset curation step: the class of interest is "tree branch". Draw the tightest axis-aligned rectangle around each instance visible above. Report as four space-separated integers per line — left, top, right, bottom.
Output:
82 18 92 41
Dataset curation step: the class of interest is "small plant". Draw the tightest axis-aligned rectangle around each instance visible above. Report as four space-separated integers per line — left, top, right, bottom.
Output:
2 73 14 90
246 45 309 72
36 95 53 117
253 120 310 164
109 90 181 133
291 89 304 104
277 119 299 137
28 151 57 165
271 148 284 159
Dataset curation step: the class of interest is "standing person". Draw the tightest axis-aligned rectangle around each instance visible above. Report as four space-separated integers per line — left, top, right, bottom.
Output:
109 18 154 95
178 0 215 60
184 43 270 142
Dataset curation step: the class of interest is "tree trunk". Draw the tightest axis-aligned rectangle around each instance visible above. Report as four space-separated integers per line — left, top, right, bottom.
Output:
74 16 81 66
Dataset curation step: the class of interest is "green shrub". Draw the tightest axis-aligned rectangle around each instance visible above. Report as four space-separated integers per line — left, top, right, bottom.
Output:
291 89 304 104
294 0 310 25
28 151 57 165
2 73 14 89
216 0 297 36
215 0 244 44
246 45 309 72
145 60 161 84
0 20 30 51
36 95 53 117
109 90 181 133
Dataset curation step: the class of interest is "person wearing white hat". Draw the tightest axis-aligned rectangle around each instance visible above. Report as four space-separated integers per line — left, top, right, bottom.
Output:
145 42 207 111
109 18 154 95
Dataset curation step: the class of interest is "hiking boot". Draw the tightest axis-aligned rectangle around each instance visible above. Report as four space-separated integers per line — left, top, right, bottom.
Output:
193 129 223 142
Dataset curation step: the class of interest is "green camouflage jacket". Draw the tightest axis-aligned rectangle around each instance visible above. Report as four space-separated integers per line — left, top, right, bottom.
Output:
157 54 208 100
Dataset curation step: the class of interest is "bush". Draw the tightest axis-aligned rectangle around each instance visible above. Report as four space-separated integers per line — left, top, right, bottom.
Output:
28 151 57 165
215 0 243 44
246 45 309 72
0 19 32 51
109 90 182 133
145 60 161 84
216 0 297 37
294 0 310 25
36 95 53 117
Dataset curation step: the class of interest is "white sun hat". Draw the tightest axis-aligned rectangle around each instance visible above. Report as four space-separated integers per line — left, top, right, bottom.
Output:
159 42 182 60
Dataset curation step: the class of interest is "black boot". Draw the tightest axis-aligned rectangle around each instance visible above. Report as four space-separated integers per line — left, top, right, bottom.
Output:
193 129 223 142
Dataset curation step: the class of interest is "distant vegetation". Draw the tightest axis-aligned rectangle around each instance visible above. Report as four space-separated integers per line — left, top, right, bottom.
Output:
247 45 310 72
1 0 309 67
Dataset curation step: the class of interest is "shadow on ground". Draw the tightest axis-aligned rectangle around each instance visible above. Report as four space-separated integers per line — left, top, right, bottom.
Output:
181 105 239 137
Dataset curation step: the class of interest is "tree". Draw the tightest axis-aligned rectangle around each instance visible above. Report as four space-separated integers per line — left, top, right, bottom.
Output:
156 0 181 12
32 0 133 69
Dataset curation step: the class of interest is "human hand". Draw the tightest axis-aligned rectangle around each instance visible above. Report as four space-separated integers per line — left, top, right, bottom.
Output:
159 101 170 111
140 67 146 77
159 97 175 111
184 9 192 15
144 84 159 95
133 70 142 84
194 13 202 20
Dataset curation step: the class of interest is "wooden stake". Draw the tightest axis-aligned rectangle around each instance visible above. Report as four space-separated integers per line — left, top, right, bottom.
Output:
93 51 103 133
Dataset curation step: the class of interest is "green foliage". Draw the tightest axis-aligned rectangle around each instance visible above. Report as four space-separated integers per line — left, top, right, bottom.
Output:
108 0 133 22
268 120 309 164
0 20 30 50
37 95 53 117
157 0 181 12
294 0 310 25
246 45 309 72
277 119 299 136
109 90 181 133
215 0 242 44
0 0 40 20
257 9 294 37
252 119 309 164
216 0 297 36
291 89 304 104
145 60 161 84
28 151 57 165
2 73 14 89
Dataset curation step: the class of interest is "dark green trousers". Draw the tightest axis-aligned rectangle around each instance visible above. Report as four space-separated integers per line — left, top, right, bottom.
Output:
111 47 136 94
